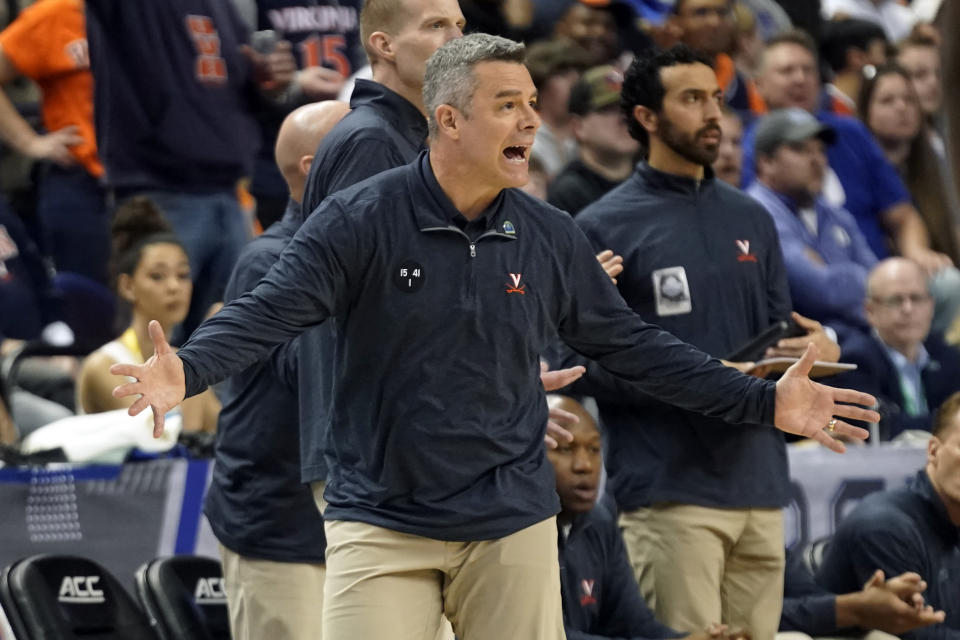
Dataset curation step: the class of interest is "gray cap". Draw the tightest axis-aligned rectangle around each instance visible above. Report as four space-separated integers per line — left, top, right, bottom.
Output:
754 108 837 156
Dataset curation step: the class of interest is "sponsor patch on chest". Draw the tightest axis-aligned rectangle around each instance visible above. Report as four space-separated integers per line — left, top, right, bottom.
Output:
652 266 692 316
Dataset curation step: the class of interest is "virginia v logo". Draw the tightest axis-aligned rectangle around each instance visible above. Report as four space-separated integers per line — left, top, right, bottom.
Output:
506 272 526 294
58 576 105 603
579 578 597 606
195 577 228 605
736 239 757 262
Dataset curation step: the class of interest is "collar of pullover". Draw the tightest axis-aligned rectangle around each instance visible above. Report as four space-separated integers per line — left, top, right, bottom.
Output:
350 79 428 151
914 469 960 545
635 161 716 197
410 150 513 234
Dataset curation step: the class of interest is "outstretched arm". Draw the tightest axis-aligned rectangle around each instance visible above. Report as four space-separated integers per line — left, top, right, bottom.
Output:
112 200 364 435
556 227 877 451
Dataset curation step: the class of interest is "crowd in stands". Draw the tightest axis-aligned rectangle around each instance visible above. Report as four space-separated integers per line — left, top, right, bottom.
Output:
0 0 958 639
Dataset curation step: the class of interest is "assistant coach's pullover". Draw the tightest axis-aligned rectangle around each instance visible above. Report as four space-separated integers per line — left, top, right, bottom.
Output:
178 152 776 542
560 505 686 640
570 163 793 510
204 202 326 563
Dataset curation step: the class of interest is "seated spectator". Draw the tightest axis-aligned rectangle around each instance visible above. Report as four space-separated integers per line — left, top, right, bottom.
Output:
0 200 62 347
779 545 943 639
669 0 764 114
76 197 219 432
858 64 960 269
546 395 743 640
829 258 960 440
746 30 952 279
0 0 110 285
819 18 888 115
0 200 74 439
737 0 791 41
460 0 535 40
747 108 877 338
526 39 590 180
820 0 918 43
714 106 744 186
896 31 945 157
552 0 621 66
730 2 762 81
816 392 960 639
547 65 638 216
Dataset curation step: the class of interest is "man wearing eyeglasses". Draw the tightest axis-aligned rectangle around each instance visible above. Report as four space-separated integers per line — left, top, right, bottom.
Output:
831 258 960 440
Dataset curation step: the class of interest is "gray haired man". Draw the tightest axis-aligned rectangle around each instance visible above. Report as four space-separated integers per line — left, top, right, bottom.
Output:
111 34 878 640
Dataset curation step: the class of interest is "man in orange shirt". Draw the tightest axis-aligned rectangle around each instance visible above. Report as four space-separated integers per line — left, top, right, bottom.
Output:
0 0 109 285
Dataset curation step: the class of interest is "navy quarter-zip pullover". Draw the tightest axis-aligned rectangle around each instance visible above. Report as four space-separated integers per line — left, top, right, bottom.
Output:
178 152 777 541
568 163 793 510
560 505 686 640
817 470 960 640
780 547 843 637
203 201 326 563
301 79 427 215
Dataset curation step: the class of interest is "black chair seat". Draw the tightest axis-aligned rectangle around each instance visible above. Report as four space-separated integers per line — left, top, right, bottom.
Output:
135 555 231 640
0 554 156 639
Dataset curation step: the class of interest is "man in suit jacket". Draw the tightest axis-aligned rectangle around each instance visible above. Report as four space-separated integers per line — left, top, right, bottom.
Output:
831 258 960 439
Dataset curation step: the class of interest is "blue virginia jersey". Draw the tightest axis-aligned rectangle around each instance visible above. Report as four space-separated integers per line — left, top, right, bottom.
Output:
249 0 364 201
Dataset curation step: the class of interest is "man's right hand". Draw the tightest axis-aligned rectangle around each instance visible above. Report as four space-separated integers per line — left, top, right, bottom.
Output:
298 66 346 100
902 246 953 276
595 249 623 285
24 125 82 166
110 320 186 438
837 569 945 634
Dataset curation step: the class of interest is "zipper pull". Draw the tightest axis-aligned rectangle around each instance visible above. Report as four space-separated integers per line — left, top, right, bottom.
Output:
470 243 476 258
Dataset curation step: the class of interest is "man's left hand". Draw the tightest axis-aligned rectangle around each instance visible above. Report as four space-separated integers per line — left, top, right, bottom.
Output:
764 312 840 362
774 343 878 452
595 249 623 285
545 406 578 448
540 362 585 447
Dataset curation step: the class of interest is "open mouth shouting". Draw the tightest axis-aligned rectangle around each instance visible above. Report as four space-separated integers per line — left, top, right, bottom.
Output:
503 144 529 164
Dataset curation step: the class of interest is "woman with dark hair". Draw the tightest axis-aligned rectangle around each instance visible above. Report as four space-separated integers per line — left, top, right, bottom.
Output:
76 197 219 431
858 63 960 266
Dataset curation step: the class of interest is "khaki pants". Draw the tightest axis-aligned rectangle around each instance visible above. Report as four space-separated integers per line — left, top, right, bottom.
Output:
620 504 785 639
220 544 326 640
322 517 565 640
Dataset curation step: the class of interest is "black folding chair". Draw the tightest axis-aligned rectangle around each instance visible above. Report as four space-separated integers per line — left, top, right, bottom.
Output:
0 554 156 639
135 555 231 640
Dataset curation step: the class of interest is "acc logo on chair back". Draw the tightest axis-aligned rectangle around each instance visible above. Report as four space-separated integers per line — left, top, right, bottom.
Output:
194 577 227 605
57 576 105 603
